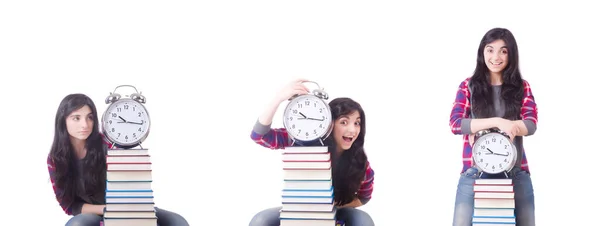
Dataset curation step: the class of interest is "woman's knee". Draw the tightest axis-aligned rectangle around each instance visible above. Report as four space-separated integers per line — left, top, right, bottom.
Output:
154 207 189 226
249 207 281 226
65 213 102 226
337 208 375 226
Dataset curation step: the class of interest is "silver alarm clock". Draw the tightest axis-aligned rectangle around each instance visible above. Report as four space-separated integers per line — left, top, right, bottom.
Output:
472 128 518 176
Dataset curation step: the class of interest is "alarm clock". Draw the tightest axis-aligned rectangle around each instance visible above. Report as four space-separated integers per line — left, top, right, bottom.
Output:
282 81 333 146
471 128 518 175
101 85 151 149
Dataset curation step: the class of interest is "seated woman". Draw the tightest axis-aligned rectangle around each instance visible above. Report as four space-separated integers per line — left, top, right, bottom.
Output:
47 93 189 226
248 79 376 226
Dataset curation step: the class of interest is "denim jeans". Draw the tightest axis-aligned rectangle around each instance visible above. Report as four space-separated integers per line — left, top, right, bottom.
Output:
64 207 189 226
452 166 535 226
248 206 375 226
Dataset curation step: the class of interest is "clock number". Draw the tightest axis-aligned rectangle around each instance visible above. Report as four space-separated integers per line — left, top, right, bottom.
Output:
492 165 495 170
297 103 302 108
297 129 302 135
138 128 142 132
305 100 310 106
111 128 115 132
289 117 293 121
322 115 325 120
117 108 122 112
125 135 128 140
492 138 496 142
313 129 317 134
319 108 323 113
292 124 296 129
480 145 485 150
499 163 503 168
124 105 129 110
138 112 142 117
293 109 298 114
305 132 309 136
133 106 136 111
486 140 490 144
319 124 323 128
117 133 120 137
112 113 117 118
477 151 481 155
505 145 508 149
479 159 483 162
133 133 137 138
504 158 508 162
485 163 489 167
109 120 112 124
314 103 317 107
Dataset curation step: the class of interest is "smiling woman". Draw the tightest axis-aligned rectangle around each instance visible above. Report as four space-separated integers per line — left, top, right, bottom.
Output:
449 27 538 226
247 79 376 226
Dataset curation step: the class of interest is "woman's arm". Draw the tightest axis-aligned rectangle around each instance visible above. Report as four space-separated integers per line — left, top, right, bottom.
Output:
81 203 106 215
47 155 80 215
449 78 510 135
250 97 291 150
513 80 538 136
250 120 291 150
250 79 310 149
340 161 375 208
449 79 475 135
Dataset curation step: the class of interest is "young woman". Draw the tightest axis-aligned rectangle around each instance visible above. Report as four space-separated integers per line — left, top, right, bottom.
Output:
247 79 375 226
449 28 538 226
47 93 189 226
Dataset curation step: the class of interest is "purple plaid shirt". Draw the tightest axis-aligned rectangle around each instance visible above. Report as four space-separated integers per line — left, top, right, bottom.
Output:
449 77 538 173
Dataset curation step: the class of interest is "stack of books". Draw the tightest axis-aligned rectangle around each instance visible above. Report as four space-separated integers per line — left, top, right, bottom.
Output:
279 146 338 226
472 178 516 226
103 148 158 226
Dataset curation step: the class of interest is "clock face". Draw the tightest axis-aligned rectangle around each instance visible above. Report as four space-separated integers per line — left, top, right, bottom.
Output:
283 95 332 142
102 99 150 146
473 133 516 174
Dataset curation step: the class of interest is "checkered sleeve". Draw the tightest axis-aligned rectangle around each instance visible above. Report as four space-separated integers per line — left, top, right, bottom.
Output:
521 79 538 135
449 78 472 135
47 154 74 215
357 160 374 204
250 119 291 149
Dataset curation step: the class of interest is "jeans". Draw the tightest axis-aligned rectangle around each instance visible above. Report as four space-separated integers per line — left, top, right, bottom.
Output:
452 166 535 226
65 207 189 226
248 206 375 226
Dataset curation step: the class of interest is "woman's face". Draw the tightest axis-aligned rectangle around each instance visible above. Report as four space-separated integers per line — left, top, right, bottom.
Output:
484 39 509 74
332 110 361 151
66 105 94 141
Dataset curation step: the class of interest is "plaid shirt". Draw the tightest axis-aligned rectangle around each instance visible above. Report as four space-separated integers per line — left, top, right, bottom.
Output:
250 128 375 203
47 135 113 215
449 77 538 173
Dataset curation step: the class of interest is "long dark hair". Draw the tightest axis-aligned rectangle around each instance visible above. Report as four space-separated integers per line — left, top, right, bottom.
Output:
324 97 367 206
470 27 524 120
49 93 107 205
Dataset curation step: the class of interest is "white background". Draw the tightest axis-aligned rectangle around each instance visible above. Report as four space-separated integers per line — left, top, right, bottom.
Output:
1 1 598 225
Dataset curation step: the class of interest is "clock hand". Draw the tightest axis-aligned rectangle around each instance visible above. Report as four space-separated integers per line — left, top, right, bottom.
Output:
486 148 494 154
493 153 509 156
126 121 143 125
118 116 127 122
297 117 324 121
306 117 324 121
299 112 307 118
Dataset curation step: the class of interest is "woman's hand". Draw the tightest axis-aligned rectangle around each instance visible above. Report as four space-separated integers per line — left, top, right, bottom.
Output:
496 118 520 141
273 79 310 104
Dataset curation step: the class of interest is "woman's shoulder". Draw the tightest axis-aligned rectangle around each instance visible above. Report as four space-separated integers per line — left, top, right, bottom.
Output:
456 76 472 89
46 153 53 164
521 79 533 87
